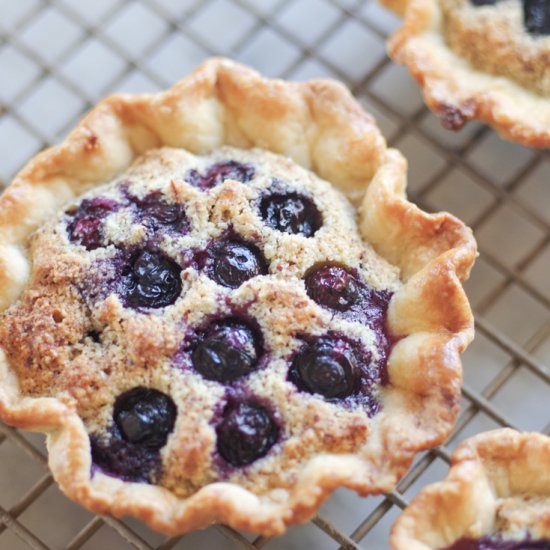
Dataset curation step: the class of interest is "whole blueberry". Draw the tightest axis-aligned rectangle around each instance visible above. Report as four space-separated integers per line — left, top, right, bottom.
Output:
187 161 255 190
260 193 321 237
305 265 360 311
120 250 182 309
470 0 497 5
193 320 260 382
523 0 550 35
114 387 177 449
216 400 278 466
289 339 358 399
211 241 267 289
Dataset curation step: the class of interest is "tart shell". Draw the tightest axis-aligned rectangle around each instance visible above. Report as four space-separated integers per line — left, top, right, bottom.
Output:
382 0 550 148
390 429 550 549
0 58 476 536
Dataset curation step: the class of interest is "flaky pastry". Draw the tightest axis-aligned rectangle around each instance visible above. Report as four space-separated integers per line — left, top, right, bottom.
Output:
391 429 550 549
0 58 476 536
383 0 550 148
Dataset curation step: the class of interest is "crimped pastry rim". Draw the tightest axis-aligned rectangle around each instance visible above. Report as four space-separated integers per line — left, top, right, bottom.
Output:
0 58 476 536
390 429 550 549
381 0 550 148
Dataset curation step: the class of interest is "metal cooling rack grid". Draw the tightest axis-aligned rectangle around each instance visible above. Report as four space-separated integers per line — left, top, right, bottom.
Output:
0 0 549 548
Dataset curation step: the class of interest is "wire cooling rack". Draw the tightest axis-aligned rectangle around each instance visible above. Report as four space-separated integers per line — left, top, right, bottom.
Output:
0 0 549 548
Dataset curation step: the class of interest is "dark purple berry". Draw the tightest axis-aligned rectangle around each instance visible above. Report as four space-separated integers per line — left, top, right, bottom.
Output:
523 0 550 35
133 192 189 235
305 265 359 311
260 193 321 237
120 250 182 309
470 0 497 5
216 400 278 466
193 320 260 382
67 197 120 250
289 339 358 399
70 216 104 250
186 161 255 190
90 433 161 483
211 241 267 288
114 387 176 449
441 535 550 550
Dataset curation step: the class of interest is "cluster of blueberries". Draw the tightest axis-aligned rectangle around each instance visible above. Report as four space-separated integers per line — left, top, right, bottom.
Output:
66 161 391 482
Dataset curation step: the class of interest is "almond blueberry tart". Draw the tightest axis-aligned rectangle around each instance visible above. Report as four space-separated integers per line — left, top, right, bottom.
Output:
0 58 476 536
382 0 550 147
391 429 550 550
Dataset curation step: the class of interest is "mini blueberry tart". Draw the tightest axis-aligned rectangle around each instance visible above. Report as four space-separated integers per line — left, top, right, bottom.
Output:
382 0 550 147
0 58 476 536
391 429 550 550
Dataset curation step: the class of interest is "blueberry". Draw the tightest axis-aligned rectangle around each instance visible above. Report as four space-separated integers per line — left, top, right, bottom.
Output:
216 400 278 466
211 241 267 288
69 216 104 250
133 192 189 234
120 250 182 309
305 265 359 311
67 196 120 250
114 387 177 449
192 319 260 382
90 433 161 483
289 339 358 399
523 0 550 35
187 161 255 190
470 0 497 5
260 193 321 237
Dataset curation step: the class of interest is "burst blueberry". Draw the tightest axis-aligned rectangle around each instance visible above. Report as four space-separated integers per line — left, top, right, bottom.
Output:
216 400 278 466
133 192 189 234
187 160 255 190
305 264 360 311
67 196 120 250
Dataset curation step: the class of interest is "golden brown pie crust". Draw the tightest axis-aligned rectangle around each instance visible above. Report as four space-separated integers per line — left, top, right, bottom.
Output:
390 429 550 549
382 0 550 148
0 58 476 536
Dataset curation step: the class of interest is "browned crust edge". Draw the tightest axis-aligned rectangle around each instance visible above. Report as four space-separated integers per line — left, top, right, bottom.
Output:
383 0 550 148
0 58 476 536
390 429 550 549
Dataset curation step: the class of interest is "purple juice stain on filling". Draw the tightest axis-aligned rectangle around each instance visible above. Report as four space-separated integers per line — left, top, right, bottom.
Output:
440 536 550 550
67 196 120 250
216 399 278 467
186 160 255 190
130 191 189 235
260 192 322 237
90 387 177 483
119 249 182 309
192 318 262 383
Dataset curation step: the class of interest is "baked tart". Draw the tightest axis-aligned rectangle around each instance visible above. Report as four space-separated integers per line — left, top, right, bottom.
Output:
391 429 550 549
0 58 476 535
383 0 550 147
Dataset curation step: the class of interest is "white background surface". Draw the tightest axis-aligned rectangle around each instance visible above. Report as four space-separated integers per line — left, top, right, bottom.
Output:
0 1 549 549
